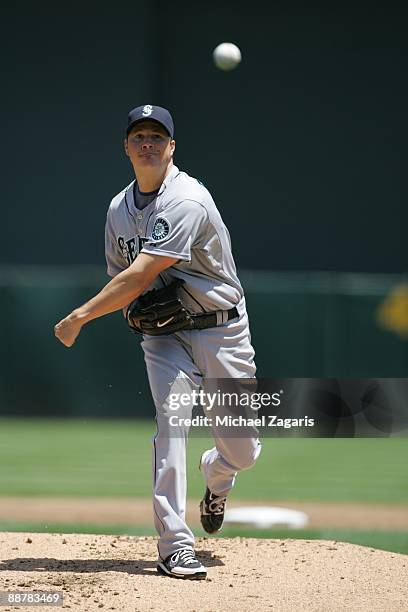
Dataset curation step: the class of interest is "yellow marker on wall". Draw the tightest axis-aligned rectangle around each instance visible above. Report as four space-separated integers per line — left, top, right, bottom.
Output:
377 283 408 339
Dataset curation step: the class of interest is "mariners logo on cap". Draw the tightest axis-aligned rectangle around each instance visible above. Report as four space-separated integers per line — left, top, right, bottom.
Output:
151 217 170 241
142 105 153 117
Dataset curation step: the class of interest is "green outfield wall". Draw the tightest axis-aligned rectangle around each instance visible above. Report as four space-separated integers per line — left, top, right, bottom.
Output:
0 267 406 417
2 3 407 274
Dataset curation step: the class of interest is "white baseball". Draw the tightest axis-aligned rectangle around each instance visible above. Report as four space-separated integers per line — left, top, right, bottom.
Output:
213 42 242 71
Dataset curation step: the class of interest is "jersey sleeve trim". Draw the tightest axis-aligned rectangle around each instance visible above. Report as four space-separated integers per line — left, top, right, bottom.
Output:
140 246 190 262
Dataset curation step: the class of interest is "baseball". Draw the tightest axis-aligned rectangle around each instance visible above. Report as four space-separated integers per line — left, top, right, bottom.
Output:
213 42 242 71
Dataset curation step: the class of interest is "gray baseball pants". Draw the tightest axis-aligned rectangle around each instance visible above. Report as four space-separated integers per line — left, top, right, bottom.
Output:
141 298 262 561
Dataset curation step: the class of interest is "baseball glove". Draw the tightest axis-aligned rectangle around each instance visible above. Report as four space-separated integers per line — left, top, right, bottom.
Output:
126 279 193 336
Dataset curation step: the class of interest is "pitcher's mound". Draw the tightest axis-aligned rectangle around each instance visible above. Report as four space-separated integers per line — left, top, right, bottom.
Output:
0 533 406 611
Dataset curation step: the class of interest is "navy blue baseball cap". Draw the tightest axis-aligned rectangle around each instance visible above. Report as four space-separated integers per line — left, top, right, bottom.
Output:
126 104 174 138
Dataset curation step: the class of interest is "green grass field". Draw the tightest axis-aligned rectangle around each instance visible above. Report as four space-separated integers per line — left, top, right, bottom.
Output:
0 418 407 554
0 418 406 502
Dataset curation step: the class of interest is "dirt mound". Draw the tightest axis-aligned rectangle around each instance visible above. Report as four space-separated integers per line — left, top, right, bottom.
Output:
0 533 407 611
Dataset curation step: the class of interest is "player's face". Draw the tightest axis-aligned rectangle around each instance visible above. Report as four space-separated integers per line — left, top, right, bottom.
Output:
125 121 175 170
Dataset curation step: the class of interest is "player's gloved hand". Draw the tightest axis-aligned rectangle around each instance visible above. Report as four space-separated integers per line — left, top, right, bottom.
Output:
126 279 193 335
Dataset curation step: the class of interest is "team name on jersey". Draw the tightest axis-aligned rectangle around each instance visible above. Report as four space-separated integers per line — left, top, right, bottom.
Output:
117 235 147 265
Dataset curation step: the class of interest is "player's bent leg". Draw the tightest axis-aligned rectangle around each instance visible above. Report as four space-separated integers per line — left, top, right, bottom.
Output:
198 438 261 534
195 303 261 491
200 436 262 495
191 303 262 532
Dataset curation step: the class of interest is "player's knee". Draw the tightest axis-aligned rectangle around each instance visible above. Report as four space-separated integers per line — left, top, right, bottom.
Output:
236 439 262 471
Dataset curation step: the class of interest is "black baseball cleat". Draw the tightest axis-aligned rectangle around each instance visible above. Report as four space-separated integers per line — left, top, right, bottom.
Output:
157 548 207 580
199 487 227 534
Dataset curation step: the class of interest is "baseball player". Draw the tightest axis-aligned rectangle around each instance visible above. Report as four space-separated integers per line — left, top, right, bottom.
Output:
54 104 262 580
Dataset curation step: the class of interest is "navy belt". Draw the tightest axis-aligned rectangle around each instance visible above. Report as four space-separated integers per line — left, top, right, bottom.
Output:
189 307 239 330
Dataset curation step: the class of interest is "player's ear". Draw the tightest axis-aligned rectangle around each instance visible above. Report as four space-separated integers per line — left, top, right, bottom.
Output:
124 138 129 157
170 139 176 156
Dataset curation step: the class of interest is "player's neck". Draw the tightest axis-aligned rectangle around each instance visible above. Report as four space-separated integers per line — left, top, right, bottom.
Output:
134 161 173 193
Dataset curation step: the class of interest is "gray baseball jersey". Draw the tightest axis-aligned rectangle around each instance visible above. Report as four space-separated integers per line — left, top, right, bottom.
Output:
105 164 261 561
105 165 243 313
